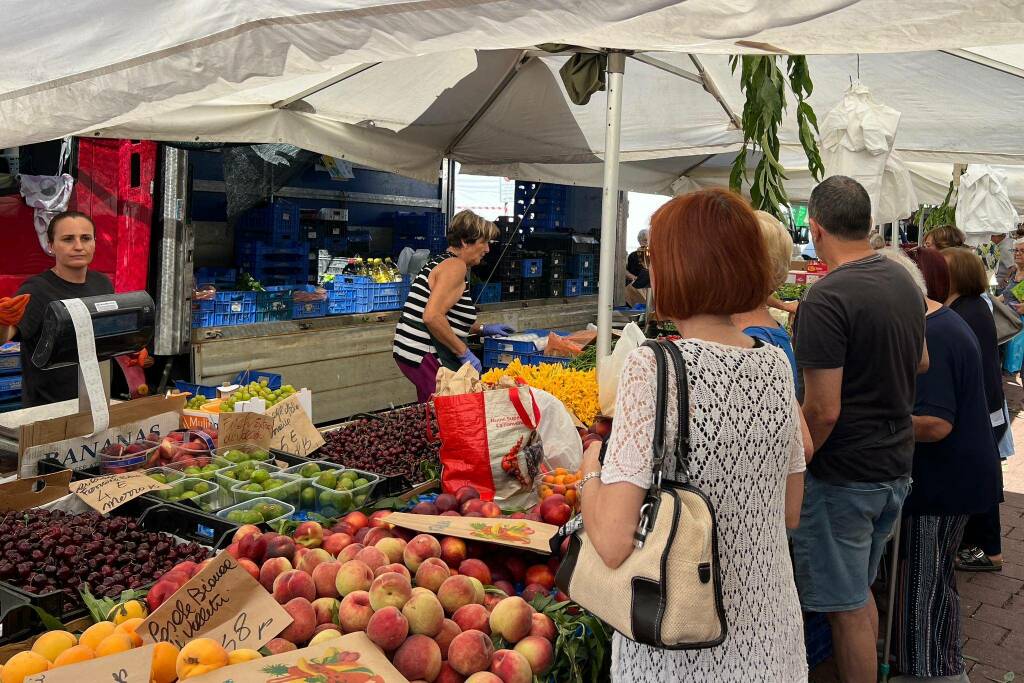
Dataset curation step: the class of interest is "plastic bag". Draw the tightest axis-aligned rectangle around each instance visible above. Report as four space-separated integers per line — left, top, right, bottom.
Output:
398 247 431 277
19 173 74 256
544 330 597 358
598 322 647 417
532 388 583 472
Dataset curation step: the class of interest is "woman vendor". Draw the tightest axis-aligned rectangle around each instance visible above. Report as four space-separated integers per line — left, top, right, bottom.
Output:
392 210 514 402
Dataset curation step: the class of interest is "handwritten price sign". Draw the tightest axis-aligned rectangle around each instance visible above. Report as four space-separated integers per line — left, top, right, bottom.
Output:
25 644 155 682
70 472 170 513
218 411 274 449
266 394 324 457
139 551 291 651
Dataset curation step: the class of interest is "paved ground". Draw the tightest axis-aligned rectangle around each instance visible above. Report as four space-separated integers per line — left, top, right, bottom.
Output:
810 378 1024 682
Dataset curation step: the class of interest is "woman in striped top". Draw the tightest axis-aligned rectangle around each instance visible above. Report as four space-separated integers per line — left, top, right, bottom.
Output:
393 211 513 402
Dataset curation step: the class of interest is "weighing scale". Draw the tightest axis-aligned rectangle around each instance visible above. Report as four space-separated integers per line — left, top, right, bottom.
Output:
0 292 155 468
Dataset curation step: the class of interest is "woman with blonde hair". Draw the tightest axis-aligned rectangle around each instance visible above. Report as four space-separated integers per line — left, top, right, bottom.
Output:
733 210 798 379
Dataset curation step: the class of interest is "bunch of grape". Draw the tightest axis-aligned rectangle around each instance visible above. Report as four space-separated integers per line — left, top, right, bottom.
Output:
185 395 208 409
221 380 297 412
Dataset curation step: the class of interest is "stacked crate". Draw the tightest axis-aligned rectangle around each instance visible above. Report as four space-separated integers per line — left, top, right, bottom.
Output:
234 200 306 285
515 183 568 232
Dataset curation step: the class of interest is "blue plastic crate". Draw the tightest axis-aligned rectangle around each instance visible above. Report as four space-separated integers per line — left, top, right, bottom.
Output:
0 342 20 375
393 234 447 255
191 299 216 328
580 278 595 296
0 374 22 402
564 278 581 298
325 276 406 315
173 380 219 399
471 283 501 305
521 259 543 279
393 212 447 239
254 290 293 323
483 329 561 355
194 267 238 289
567 254 596 276
236 240 307 261
266 285 327 319
212 291 258 326
236 200 301 242
234 370 282 389
483 349 573 369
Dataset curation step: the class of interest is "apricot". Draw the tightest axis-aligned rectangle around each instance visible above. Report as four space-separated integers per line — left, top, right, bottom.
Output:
94 632 135 657
150 641 180 683
79 621 117 651
226 648 262 665
108 599 148 624
51 644 95 668
31 629 77 662
176 638 229 679
1 651 50 683
117 617 145 647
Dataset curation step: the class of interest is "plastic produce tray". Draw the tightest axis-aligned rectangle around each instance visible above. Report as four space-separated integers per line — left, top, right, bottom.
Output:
218 497 295 529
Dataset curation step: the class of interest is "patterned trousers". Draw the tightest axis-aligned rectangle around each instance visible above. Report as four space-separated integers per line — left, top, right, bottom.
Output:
894 514 970 677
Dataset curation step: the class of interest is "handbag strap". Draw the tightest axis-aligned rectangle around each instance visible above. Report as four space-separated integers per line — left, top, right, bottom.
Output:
641 339 691 487
661 340 693 484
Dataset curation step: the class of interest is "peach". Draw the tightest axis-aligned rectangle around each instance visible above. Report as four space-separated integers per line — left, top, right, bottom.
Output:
434 618 462 658
489 597 533 644
525 565 554 590
437 661 466 683
453 604 491 635
467 577 486 606
455 486 480 506
293 521 324 548
529 613 556 641
366 606 409 651
330 520 355 536
375 537 408 564
460 499 486 516
264 534 297 562
355 527 371 544
259 557 293 592
520 584 549 603
416 557 453 593
278 597 316 645
439 537 468 568
514 636 552 674
466 674 502 683
438 575 479 615
489 649 532 683
323 532 355 557
493 581 515 598
434 493 459 513
484 593 504 613
448 629 494 676
504 556 527 583
312 561 343 599
293 547 311 568
264 638 297 655
393 634 443 682
297 548 333 575
238 532 269 563
458 559 492 586
369 509 393 527
369 572 413 611
312 597 340 626
363 527 393 547
232 524 262 545
237 558 260 582
404 534 443 573
538 495 571 526
376 562 412 581
344 510 370 531
338 543 365 563
411 501 439 515
355 546 389 573
402 591 445 637
479 502 502 519
308 628 342 646
339 591 374 633
226 541 242 560
273 569 316 604
335 560 374 597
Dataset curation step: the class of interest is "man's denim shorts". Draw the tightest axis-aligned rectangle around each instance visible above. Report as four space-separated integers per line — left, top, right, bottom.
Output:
791 471 910 612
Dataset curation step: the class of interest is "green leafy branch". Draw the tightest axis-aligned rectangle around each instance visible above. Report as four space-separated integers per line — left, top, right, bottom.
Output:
729 55 824 221
524 595 611 683
913 180 958 234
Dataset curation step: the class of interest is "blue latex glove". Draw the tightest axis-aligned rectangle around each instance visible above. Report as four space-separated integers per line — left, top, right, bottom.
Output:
481 323 514 337
459 349 483 372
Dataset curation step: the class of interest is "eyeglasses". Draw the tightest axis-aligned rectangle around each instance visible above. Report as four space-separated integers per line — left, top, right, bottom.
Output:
1013 249 1024 254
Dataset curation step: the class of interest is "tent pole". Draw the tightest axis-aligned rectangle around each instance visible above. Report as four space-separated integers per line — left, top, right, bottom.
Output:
597 51 627 361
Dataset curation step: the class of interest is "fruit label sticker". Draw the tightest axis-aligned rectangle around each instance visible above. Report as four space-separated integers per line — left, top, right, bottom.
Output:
70 471 171 513
219 411 274 449
183 632 407 683
25 643 155 682
139 550 292 651
386 512 559 554
266 394 324 457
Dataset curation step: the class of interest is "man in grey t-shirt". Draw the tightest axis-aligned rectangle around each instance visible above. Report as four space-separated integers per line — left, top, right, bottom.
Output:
791 176 927 683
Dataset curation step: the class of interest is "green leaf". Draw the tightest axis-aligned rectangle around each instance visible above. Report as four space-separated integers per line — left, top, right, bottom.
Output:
30 605 67 632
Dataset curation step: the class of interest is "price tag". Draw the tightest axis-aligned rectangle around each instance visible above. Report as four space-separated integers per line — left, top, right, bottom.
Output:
385 512 559 554
25 644 155 682
70 472 170 514
218 411 274 449
266 394 324 457
139 550 292 651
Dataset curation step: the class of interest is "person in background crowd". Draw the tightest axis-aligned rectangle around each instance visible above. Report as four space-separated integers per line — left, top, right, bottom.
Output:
791 176 927 683
922 224 966 250
991 232 1016 289
885 247 1001 680
868 231 886 250
392 210 512 402
999 242 1024 381
624 228 650 307
580 189 810 682
2 210 113 408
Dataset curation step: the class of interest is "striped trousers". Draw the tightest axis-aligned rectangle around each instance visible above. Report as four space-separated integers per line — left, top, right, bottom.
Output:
894 514 970 677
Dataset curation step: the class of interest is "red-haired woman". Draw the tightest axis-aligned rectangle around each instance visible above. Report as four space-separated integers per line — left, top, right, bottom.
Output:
578 190 811 681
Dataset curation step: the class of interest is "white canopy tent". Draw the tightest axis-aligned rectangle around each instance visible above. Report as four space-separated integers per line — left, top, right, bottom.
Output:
4 3 1024 356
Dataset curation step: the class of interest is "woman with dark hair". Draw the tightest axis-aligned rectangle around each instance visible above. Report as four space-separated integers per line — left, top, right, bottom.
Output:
943 247 1007 572
922 224 966 250
580 189 810 681
888 249 1002 679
